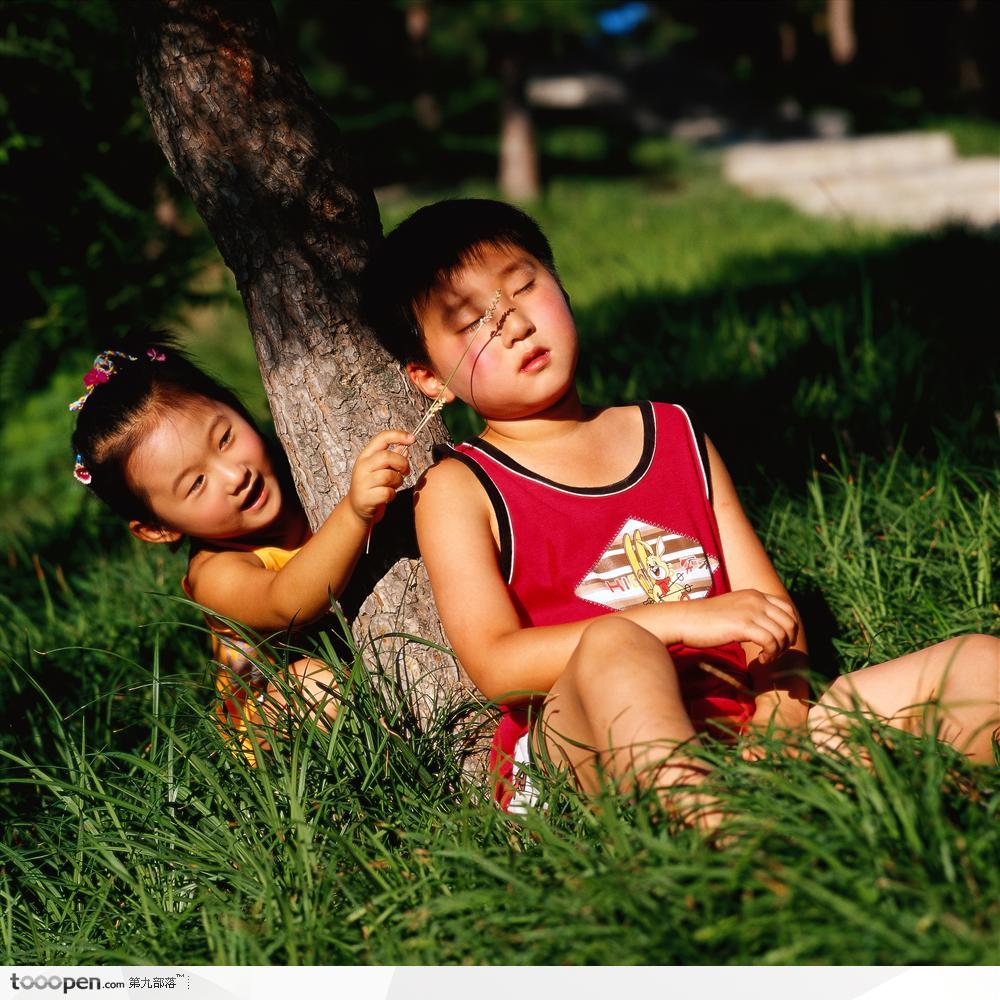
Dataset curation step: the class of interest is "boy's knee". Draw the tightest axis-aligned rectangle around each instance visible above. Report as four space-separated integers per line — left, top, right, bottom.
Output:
577 616 659 656
928 635 1000 699
945 634 1000 663
568 617 670 691
814 673 853 710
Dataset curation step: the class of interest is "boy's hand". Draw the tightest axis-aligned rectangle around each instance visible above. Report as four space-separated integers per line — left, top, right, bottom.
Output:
347 430 414 524
673 589 798 664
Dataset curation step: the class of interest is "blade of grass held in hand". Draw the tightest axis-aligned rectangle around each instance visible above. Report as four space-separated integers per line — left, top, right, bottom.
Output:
366 289 503 553
409 287 502 439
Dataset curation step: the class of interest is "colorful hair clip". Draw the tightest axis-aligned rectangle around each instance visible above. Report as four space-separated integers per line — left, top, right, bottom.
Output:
68 349 139 412
73 454 92 485
147 347 166 362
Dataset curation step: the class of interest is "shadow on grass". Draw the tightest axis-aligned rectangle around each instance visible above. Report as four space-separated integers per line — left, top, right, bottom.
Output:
569 225 999 487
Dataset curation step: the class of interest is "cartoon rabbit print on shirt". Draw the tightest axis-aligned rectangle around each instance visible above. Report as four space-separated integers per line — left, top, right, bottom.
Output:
623 529 685 603
574 519 719 612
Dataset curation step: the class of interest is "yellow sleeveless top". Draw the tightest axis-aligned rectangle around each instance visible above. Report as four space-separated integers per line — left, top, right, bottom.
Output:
250 545 299 573
182 544 303 647
184 544 305 767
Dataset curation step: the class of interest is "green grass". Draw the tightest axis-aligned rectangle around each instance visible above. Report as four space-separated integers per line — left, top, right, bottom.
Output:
2 158 998 964
3 451 999 963
922 116 1000 158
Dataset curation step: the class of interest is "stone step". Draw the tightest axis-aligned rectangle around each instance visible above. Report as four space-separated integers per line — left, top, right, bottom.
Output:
723 132 999 230
750 159 999 229
724 132 958 185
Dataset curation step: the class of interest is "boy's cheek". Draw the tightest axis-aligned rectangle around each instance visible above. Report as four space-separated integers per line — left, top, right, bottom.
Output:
460 348 504 396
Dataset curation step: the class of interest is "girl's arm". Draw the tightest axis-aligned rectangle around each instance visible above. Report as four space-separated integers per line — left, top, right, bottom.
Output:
414 457 799 703
188 429 414 632
705 436 811 732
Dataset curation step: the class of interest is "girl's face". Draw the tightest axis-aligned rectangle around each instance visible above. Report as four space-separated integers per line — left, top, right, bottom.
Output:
127 398 283 543
408 244 579 421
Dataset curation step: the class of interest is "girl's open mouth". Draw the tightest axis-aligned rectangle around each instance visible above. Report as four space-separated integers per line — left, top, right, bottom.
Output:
241 475 267 511
520 348 550 373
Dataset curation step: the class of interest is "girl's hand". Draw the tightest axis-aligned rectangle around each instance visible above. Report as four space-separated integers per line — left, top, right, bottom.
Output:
347 429 414 524
673 589 799 664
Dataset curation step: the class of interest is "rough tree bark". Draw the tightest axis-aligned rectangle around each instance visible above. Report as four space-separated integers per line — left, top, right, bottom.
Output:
129 0 472 724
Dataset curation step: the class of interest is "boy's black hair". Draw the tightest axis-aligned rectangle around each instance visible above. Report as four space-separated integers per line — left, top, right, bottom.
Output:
71 331 263 525
361 198 560 366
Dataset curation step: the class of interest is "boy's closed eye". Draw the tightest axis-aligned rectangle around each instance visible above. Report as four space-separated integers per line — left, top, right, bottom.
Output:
456 281 534 335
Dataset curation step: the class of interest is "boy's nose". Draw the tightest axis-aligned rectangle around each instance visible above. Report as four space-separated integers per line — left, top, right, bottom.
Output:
498 306 533 348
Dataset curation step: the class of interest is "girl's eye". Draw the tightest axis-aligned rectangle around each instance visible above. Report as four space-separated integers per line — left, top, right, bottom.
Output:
459 316 482 335
219 427 232 448
188 474 205 496
514 279 535 296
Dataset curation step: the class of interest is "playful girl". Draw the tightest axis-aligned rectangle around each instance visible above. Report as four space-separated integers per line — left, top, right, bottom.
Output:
70 335 413 760
364 198 1000 827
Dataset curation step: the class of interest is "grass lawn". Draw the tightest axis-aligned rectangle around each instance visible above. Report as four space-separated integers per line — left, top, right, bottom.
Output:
1 158 998 964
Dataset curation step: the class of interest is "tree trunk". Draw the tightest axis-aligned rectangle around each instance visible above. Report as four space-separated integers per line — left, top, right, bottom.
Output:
498 53 540 202
826 0 856 66
957 0 983 98
405 0 442 133
129 0 472 726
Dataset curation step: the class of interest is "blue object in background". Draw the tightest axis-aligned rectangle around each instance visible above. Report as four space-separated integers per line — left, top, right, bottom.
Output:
598 2 650 36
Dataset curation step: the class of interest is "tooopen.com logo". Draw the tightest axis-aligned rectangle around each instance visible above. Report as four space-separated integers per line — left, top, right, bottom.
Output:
8 975 110 993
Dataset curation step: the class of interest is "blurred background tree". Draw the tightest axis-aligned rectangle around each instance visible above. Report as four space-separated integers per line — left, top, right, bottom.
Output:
0 0 215 539
0 0 213 405
278 0 608 198
6 0 997 372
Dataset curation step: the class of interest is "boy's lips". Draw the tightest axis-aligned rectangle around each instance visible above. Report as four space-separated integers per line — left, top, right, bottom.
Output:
241 475 267 511
519 348 550 373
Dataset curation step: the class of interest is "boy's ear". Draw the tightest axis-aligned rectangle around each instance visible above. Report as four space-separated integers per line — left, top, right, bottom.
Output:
129 520 182 545
405 361 456 403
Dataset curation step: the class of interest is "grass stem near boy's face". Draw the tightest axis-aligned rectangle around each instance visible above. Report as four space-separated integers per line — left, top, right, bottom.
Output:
405 288 503 442
126 400 282 542
410 245 579 421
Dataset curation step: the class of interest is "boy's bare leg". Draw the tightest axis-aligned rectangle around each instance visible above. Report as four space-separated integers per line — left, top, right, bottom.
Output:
535 617 719 828
809 634 1000 762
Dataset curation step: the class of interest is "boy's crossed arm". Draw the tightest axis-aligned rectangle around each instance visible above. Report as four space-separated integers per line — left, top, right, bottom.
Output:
415 453 804 708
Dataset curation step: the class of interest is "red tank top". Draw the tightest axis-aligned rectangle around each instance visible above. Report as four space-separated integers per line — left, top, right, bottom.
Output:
437 401 755 805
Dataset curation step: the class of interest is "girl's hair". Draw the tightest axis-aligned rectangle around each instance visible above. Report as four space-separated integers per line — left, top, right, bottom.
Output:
70 332 261 525
361 198 562 366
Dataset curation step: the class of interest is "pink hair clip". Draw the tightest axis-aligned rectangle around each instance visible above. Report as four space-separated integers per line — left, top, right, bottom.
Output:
147 347 166 362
